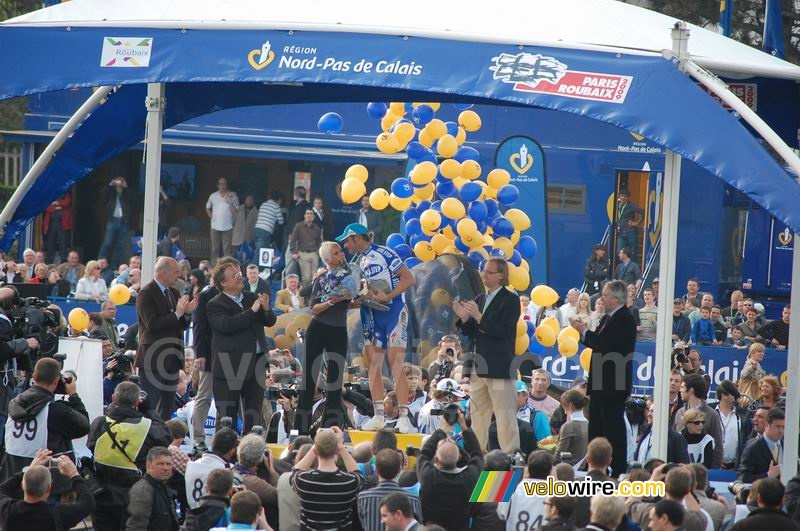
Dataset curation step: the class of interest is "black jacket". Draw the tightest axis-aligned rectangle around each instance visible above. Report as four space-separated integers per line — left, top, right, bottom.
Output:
87 402 172 488
581 305 637 397
456 287 520 379
785 474 800 522
157 237 175 258
673 313 692 343
737 436 778 483
541 518 578 531
103 184 134 225
0 472 95 531
634 423 690 464
191 285 219 364
126 473 179 531
182 494 229 531
707 402 753 466
731 507 800 531
0 385 89 479
284 199 309 239
583 258 609 292
206 291 276 381
417 429 483 531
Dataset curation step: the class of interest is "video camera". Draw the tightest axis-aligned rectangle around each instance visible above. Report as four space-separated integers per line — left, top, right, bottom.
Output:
672 347 689 368
265 385 298 402
54 369 76 395
430 403 462 426
344 366 371 398
10 296 60 361
105 346 135 380
625 396 647 426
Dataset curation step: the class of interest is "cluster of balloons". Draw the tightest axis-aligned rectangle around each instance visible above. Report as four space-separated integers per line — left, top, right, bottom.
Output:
66 286 131 333
265 311 312 348
333 101 540 293
523 284 592 364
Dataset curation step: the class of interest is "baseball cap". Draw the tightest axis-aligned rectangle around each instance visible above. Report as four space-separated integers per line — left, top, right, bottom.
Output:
515 380 529 394
335 223 368 242
436 378 466 398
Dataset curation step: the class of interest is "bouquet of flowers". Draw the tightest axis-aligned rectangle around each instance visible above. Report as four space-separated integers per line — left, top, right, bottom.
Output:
537 435 559 453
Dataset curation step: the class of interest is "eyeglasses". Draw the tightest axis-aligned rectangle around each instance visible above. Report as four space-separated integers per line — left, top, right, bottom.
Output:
482 270 501 275
689 420 705 425
543 501 553 507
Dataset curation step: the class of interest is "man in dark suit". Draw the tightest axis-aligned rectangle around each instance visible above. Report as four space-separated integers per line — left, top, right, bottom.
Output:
569 279 636 476
157 226 180 258
737 407 785 483
206 261 276 433
283 186 309 243
243 264 271 297
135 257 196 421
453 257 520 453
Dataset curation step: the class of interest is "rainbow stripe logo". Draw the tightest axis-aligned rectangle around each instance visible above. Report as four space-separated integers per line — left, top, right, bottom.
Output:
469 471 523 502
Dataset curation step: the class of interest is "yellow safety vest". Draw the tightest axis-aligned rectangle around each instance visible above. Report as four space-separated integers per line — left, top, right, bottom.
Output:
94 416 151 471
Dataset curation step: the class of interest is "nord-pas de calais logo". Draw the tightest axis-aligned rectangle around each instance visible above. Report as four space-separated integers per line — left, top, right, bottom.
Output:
247 40 276 71
490 52 633 104
101 37 153 68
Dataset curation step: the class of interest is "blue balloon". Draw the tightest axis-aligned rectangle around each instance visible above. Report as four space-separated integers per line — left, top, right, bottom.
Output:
467 251 484 268
402 208 420 223
492 216 515 237
394 244 412 260
404 256 422 269
526 320 535 337
510 250 522 267
459 182 483 203
517 235 537 259
490 248 506 258
497 184 520 206
454 237 470 253
436 180 456 198
454 146 480 163
430 200 442 212
529 337 545 354
386 233 406 250
404 102 414 113
484 198 499 218
405 218 422 236
317 112 343 134
416 200 432 213
406 141 427 161
476 220 488 234
445 121 459 136
366 102 387 119
468 200 488 222
478 259 487 272
391 178 414 199
409 233 431 247
412 104 435 125
418 152 438 165
453 103 474 111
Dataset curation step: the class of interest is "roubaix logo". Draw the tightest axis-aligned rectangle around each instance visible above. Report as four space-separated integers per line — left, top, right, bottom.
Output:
490 52 633 104
100 37 153 68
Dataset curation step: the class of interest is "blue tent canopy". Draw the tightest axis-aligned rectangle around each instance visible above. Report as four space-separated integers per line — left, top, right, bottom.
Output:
1 3 800 247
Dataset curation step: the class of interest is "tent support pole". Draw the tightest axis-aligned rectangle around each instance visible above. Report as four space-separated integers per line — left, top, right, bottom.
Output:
782 239 800 481
685 61 800 177
0 86 114 237
652 22 689 462
141 83 165 284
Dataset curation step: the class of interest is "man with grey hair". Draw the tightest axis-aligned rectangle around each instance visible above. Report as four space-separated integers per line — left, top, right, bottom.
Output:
570 279 636 477
0 448 95 530
234 434 280 529
135 256 197 421
559 287 580 327
587 494 627 530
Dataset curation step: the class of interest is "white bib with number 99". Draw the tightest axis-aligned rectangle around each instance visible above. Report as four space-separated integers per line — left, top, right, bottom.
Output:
5 405 49 458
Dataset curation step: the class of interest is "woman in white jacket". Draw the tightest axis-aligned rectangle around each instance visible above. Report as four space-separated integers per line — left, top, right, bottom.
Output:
74 259 108 302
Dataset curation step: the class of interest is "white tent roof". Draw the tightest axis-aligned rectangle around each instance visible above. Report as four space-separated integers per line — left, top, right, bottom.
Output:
5 0 799 80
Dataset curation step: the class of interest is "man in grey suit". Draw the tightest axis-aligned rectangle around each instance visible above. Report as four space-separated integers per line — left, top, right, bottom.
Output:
379 492 423 531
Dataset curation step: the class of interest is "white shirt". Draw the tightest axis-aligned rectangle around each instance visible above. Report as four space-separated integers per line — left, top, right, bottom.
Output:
501 479 547 530
559 302 577 327
359 210 368 228
483 287 502 313
206 191 238 231
74 277 108 301
717 407 740 463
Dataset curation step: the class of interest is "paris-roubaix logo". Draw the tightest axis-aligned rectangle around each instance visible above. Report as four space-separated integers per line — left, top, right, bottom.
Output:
490 52 633 104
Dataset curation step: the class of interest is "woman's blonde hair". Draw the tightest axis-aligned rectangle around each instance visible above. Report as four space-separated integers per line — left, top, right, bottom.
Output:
747 342 765 359
577 292 591 315
84 260 100 278
682 408 705 425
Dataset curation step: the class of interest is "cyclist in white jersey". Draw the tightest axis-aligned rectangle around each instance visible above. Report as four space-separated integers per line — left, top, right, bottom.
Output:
337 223 416 432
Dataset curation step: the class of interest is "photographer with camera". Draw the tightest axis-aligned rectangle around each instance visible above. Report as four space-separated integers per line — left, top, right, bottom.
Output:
417 407 483 530
102 342 135 406
428 335 462 383
0 286 40 432
0 448 95 530
266 386 298 444
86 381 171 531
418 378 466 435
0 357 89 480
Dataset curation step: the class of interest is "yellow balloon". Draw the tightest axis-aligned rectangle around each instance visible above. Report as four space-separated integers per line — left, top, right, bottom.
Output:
68 308 90 332
535 324 556 347
579 348 593 371
484 186 498 199
389 102 406 115
425 119 447 140
442 245 460 255
541 316 561 337
394 122 416 144
458 110 482 132
431 288 451 305
510 231 520 246
108 284 131 305
493 237 514 258
461 160 482 180
487 168 511 189
293 313 312 329
470 246 489 260
285 321 300 340
414 183 435 201
441 198 466 220
482 234 495 248
418 128 434 148
341 177 366 204
369 188 390 210
455 126 467 145
456 218 478 239
515 334 530 355
420 209 442 231
376 132 400 154
452 177 469 189
519 258 529 271
505 208 532 231
509 266 530 292
437 134 458 158
381 112 402 132
345 164 369 183
559 337 579 358
442 225 456 240
431 234 450 254
274 334 292 350
558 326 580 344
414 241 436 261
410 161 437 185
389 193 413 211
532 285 559 307
516 319 527 337
439 159 461 180
462 231 484 248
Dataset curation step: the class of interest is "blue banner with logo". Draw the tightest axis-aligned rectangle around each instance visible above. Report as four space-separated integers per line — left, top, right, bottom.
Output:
2 26 800 247
494 136 548 284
